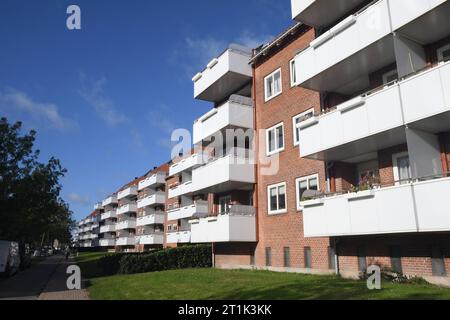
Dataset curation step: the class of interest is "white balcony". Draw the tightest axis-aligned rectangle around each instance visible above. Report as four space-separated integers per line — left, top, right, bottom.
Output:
100 224 116 233
166 231 191 244
138 172 167 191
102 195 118 207
117 185 138 200
169 152 210 177
136 234 164 245
193 95 254 145
192 155 255 194
99 239 115 247
136 213 165 227
190 207 257 243
291 0 367 27
116 219 137 231
298 61 450 161
82 241 92 248
137 192 166 209
116 237 135 246
101 210 117 221
117 203 137 215
94 203 103 210
303 177 450 237
167 201 209 221
168 181 194 199
294 0 449 93
193 44 252 103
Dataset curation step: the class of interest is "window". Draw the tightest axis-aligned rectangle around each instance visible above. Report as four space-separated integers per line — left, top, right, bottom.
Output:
328 247 336 270
265 247 272 267
357 160 380 185
304 247 312 268
437 44 450 62
218 195 232 214
382 69 398 85
392 152 412 185
266 122 284 155
268 182 287 215
283 247 291 268
292 108 314 146
296 174 319 210
264 68 282 101
290 59 297 87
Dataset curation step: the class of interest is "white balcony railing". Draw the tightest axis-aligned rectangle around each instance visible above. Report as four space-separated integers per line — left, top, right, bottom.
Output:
169 152 210 177
101 210 117 221
99 224 116 233
116 237 135 246
192 95 254 145
302 177 450 237
166 231 191 244
137 192 166 209
102 195 118 207
99 239 116 247
193 44 253 103
136 213 165 227
168 181 194 199
167 201 209 221
117 203 138 215
94 202 103 210
136 234 164 245
138 172 167 191
117 185 138 200
116 219 137 231
191 155 255 194
298 61 450 161
190 207 257 243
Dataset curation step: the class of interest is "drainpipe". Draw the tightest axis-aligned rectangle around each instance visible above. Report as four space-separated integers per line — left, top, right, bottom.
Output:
251 52 259 263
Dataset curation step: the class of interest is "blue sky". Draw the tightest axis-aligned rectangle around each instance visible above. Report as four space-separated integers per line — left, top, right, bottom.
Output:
0 0 292 221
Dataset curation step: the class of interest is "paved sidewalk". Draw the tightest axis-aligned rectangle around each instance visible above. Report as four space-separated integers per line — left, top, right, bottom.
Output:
38 257 90 300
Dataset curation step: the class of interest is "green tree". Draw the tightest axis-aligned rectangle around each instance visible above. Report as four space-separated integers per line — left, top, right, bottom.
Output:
0 117 73 248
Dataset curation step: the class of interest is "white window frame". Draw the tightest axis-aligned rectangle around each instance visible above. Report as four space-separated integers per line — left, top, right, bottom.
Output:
292 108 315 146
437 44 450 62
264 68 282 102
382 69 398 85
266 122 285 156
392 152 411 186
296 174 319 211
289 59 297 87
267 182 287 215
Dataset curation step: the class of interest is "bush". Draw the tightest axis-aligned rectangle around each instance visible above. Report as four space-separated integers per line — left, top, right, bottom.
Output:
118 245 212 275
97 253 133 276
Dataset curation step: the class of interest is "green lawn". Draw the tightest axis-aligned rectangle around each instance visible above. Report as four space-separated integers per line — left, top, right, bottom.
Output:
87 268 450 300
74 252 109 278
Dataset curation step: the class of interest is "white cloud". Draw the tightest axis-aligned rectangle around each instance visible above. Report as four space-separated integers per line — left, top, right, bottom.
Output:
235 30 274 49
67 193 90 206
78 74 128 126
0 88 77 131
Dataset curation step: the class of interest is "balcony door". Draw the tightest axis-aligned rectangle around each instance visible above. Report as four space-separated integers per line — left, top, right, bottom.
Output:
218 195 232 214
393 152 412 185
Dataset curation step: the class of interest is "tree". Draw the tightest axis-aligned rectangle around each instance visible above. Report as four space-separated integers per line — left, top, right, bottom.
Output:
0 117 73 247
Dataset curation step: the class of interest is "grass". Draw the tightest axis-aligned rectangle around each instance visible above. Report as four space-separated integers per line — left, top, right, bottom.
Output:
74 252 110 278
87 268 450 300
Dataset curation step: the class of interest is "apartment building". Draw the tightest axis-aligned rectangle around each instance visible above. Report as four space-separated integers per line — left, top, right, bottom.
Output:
76 209 101 248
292 0 450 280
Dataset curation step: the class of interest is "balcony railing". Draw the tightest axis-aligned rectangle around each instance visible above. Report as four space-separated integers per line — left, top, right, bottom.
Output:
94 202 103 210
101 210 117 221
116 237 135 246
117 203 138 215
136 233 164 245
99 239 115 247
137 192 166 209
116 218 137 231
166 231 191 244
190 206 256 243
302 175 450 237
117 185 138 200
167 201 209 221
168 181 194 199
169 152 210 177
193 95 254 145
99 224 116 233
136 213 165 227
138 172 167 191
298 60 450 161
102 195 118 207
193 44 253 103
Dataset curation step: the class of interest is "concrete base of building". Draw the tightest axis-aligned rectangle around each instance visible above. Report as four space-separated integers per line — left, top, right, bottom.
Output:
216 264 336 276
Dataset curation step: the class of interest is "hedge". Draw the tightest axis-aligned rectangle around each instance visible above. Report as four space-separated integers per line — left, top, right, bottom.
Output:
97 252 136 276
118 245 212 275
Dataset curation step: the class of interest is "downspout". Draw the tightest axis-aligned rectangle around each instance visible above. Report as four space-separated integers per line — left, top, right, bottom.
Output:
251 51 259 265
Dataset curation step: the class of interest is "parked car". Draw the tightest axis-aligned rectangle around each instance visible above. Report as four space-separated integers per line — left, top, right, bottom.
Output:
0 241 21 277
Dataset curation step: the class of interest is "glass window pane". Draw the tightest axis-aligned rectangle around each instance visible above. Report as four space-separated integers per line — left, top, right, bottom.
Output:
278 185 286 210
274 72 281 94
268 130 275 152
277 126 284 149
270 188 277 211
309 178 318 190
266 77 273 98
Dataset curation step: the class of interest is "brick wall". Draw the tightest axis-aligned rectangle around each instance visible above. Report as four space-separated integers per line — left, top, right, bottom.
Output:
377 144 408 186
253 26 332 271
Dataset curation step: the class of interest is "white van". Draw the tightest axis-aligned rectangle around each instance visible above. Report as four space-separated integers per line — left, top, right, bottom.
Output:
0 241 21 277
